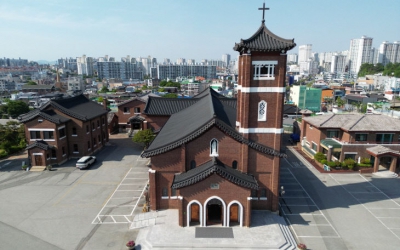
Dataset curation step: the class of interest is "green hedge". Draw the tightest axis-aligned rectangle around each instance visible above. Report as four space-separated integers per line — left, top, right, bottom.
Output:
314 152 326 162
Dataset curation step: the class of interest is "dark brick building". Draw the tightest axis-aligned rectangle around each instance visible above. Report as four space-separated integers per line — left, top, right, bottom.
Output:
141 9 296 227
19 94 109 167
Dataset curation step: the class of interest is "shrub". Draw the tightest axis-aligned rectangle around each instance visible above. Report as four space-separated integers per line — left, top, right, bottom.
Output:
358 163 372 168
327 161 336 167
314 152 326 163
321 159 328 165
0 149 8 158
344 158 355 168
360 158 371 164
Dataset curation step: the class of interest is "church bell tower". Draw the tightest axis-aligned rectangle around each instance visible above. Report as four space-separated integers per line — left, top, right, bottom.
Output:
234 4 296 211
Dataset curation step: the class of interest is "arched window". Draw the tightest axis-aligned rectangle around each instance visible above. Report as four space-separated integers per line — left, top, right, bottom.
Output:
210 139 218 156
258 100 267 121
190 160 196 169
232 160 238 170
162 188 168 197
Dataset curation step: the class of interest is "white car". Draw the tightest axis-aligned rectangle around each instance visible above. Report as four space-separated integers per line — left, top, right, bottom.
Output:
76 156 96 169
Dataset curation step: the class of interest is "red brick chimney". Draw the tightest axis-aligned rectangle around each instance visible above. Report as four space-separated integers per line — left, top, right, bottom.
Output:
103 98 107 110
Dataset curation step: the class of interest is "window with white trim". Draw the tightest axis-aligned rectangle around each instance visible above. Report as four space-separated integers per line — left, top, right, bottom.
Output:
252 60 278 80
210 139 218 156
162 187 168 199
43 131 54 140
258 100 267 121
30 131 41 140
59 127 66 139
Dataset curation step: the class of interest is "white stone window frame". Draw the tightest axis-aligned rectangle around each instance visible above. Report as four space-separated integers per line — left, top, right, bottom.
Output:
258 100 267 121
252 60 278 80
58 126 66 140
210 138 219 157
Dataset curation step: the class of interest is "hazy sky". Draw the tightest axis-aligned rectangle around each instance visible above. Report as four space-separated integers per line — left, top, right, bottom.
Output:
1 0 399 62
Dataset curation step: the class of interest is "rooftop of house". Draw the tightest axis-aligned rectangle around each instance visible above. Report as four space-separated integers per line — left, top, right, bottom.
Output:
19 94 107 123
303 114 400 132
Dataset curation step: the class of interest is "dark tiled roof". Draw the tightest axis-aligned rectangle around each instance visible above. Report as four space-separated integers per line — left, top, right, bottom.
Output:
18 108 70 124
50 94 108 121
143 97 198 115
22 84 55 90
117 97 146 107
143 88 236 116
283 104 301 114
142 88 285 158
128 115 145 123
26 140 53 150
233 22 296 53
172 158 258 190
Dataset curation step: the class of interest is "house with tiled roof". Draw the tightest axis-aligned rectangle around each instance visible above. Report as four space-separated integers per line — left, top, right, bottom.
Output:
141 7 295 228
18 94 109 167
300 114 400 172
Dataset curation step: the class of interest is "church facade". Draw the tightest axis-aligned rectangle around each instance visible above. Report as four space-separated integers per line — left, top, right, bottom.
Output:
142 6 296 227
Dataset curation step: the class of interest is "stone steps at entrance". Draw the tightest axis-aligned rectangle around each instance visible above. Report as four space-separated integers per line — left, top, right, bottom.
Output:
29 166 46 172
130 211 167 229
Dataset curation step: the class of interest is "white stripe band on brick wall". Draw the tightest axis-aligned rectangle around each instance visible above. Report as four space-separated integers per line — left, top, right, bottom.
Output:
239 127 284 134
237 85 285 93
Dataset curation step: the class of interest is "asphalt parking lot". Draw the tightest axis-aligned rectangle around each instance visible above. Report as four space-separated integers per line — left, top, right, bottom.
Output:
280 146 400 250
0 134 148 250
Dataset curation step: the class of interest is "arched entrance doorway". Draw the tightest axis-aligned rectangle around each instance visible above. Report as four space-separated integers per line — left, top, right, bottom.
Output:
204 197 226 226
186 200 202 227
190 203 200 226
227 201 243 227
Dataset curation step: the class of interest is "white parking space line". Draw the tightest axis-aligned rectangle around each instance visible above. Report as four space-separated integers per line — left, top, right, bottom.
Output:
92 167 148 224
329 174 400 241
280 164 340 238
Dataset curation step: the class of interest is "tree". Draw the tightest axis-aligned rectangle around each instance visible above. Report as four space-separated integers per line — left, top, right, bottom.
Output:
336 97 345 108
26 81 37 85
163 93 178 98
132 129 155 149
99 86 109 93
6 100 30 118
0 121 25 156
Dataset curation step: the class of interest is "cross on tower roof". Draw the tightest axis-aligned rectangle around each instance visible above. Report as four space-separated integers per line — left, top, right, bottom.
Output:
258 2 270 22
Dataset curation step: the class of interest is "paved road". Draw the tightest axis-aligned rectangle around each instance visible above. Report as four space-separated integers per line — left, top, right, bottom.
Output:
280 146 400 250
0 134 148 250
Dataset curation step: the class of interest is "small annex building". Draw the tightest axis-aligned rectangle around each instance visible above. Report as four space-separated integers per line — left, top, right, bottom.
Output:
141 10 296 227
18 94 109 167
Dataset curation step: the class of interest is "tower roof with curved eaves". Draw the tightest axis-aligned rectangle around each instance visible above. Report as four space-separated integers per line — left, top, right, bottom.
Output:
233 21 296 53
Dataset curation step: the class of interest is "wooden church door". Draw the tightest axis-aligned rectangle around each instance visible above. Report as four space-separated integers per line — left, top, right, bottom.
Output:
35 155 43 166
191 204 199 222
230 204 238 222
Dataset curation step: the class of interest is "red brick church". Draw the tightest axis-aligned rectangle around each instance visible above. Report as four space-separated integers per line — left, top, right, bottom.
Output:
142 5 296 227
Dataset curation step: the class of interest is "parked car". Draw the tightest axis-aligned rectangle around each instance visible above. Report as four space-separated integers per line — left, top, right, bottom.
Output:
76 156 96 169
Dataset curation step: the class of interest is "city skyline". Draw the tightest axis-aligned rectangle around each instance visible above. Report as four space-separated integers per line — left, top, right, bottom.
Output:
1 0 399 62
